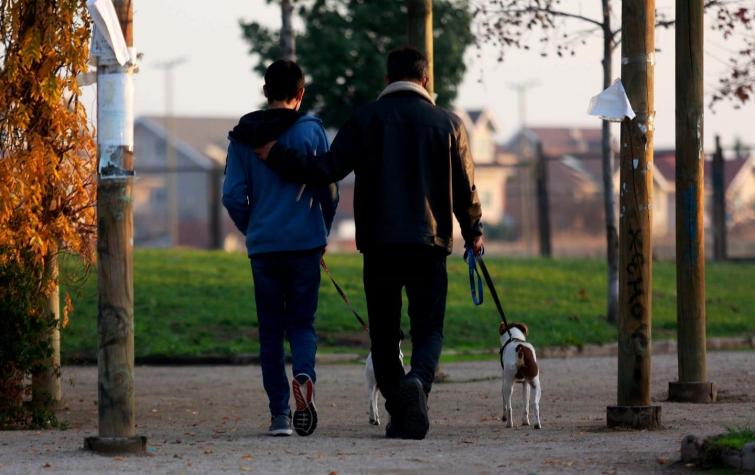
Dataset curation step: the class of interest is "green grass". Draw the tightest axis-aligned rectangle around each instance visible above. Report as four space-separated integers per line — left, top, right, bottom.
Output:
59 249 755 360
707 427 755 451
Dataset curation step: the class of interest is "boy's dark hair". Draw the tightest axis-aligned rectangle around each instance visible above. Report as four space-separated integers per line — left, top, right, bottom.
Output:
386 47 428 83
263 60 305 102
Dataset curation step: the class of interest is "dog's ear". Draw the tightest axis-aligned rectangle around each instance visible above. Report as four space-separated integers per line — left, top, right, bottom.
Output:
513 323 529 336
498 322 507 335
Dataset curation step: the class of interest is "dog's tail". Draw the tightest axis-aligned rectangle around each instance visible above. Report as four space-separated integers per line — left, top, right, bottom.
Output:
516 346 539 382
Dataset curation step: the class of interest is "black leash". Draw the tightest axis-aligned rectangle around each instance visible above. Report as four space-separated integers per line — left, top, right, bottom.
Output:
464 247 514 341
320 258 368 332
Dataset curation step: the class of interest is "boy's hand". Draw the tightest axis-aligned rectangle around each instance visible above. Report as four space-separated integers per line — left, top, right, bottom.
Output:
255 140 276 160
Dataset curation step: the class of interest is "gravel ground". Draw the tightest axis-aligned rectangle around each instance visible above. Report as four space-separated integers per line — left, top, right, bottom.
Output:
0 351 753 474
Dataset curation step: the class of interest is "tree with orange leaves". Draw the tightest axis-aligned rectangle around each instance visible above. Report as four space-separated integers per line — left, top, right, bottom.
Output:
0 0 94 427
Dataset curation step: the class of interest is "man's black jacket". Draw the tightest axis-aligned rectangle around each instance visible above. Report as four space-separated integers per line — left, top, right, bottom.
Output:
265 89 483 254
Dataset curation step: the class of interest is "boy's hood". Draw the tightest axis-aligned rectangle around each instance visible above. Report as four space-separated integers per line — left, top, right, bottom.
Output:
228 108 317 148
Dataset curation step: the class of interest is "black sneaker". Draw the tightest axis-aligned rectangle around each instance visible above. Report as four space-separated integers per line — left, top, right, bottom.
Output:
399 377 429 440
292 373 318 436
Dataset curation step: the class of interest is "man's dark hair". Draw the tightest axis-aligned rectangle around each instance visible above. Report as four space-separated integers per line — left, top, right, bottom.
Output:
386 47 428 83
264 60 305 102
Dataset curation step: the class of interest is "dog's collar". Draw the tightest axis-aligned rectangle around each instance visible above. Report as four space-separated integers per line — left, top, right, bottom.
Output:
499 337 526 366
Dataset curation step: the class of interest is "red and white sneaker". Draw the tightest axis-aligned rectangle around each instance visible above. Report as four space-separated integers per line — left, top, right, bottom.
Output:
292 373 318 436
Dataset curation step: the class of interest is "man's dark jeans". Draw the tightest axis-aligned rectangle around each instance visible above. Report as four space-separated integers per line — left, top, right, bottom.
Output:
251 248 321 417
363 245 448 416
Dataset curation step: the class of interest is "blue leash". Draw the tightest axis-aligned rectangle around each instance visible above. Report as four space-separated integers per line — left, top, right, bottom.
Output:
464 247 484 305
464 245 514 341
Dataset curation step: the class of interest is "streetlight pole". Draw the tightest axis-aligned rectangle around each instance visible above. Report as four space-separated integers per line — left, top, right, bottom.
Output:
154 57 187 247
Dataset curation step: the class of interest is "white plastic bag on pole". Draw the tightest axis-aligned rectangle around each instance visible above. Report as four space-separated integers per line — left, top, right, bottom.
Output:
86 0 130 65
587 78 636 122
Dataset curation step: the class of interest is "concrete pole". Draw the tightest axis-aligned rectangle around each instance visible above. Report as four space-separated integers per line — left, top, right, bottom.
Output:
535 141 552 257
606 0 661 429
85 0 146 454
406 0 434 95
32 254 61 405
669 0 716 403
711 135 727 261
280 0 296 61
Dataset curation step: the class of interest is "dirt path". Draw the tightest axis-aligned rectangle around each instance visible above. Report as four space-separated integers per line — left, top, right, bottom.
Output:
1 351 753 474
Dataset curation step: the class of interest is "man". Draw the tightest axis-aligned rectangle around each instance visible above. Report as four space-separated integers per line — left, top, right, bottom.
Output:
256 48 483 440
222 60 338 437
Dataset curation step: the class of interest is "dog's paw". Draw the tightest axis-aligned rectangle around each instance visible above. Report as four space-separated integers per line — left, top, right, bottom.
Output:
522 420 530 426
369 418 380 426
534 423 542 430
506 421 514 428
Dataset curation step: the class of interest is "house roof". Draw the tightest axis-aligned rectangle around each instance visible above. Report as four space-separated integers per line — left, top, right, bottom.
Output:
652 148 750 189
142 115 237 167
505 127 604 156
467 109 483 124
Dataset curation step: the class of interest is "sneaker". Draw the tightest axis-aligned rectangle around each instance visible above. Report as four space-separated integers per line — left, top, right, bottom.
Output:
268 414 292 436
292 373 318 436
399 377 429 440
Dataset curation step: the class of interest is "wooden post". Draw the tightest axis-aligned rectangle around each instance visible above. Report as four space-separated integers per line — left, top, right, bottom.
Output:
85 0 146 454
535 141 552 257
668 0 716 404
601 0 619 323
606 0 661 429
406 0 434 95
32 254 61 405
280 0 296 61
208 166 223 250
712 135 727 261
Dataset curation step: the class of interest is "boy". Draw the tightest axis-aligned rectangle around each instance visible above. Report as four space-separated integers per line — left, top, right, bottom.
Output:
222 60 337 437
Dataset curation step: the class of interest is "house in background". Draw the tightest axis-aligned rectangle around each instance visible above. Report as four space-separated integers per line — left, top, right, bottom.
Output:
453 109 515 226
133 116 237 250
503 127 681 239
133 114 754 255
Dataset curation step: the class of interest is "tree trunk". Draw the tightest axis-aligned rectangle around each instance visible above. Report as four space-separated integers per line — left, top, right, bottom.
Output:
32 253 61 406
280 0 296 61
601 0 619 323
406 0 434 94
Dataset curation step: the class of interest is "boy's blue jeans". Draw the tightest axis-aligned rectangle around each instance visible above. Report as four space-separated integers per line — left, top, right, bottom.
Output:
250 248 321 417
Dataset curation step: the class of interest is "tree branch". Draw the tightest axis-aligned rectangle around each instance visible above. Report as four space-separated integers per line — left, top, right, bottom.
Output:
485 6 604 28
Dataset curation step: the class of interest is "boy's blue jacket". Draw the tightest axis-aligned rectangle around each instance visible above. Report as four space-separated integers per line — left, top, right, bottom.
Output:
222 109 338 256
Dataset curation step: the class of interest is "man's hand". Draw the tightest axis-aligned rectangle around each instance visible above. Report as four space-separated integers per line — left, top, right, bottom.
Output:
471 236 484 256
255 140 276 160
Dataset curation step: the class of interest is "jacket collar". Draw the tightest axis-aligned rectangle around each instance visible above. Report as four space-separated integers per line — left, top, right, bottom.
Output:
377 80 435 105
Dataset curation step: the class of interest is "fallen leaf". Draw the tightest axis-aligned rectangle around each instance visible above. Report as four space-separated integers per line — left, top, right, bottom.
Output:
112 456 125 462
43 463 51 468
657 457 669 465
241 454 254 461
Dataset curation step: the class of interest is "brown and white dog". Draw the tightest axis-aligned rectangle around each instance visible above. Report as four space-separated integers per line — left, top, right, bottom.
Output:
365 339 404 426
499 322 542 429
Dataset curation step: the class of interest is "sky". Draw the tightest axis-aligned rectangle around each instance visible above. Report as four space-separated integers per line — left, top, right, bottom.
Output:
82 0 755 151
